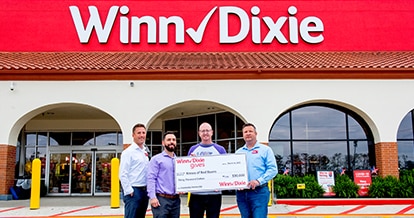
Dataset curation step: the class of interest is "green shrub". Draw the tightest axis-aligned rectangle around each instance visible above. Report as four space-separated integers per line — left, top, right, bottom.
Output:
368 175 400 198
300 175 325 198
332 174 359 198
274 174 299 198
397 169 414 198
274 174 324 198
275 170 414 198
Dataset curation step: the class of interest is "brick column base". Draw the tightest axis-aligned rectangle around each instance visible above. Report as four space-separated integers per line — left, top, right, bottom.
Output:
123 143 131 150
0 144 16 199
374 142 399 178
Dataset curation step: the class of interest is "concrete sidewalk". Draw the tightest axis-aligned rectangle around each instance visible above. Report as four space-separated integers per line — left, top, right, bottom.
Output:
1 196 414 217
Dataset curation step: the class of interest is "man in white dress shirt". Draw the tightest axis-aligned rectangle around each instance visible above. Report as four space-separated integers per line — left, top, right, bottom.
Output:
119 123 150 218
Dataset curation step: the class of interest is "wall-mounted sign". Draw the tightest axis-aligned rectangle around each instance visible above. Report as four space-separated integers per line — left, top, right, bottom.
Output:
1 0 413 52
69 5 324 45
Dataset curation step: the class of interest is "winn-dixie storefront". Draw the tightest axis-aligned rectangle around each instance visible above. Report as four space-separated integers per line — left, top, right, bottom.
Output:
1 0 414 199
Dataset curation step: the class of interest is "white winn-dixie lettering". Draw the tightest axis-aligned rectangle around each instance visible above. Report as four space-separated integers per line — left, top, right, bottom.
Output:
175 153 248 193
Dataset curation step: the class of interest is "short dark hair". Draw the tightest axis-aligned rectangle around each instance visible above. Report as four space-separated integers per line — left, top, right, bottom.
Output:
132 123 146 133
242 123 256 130
163 131 176 140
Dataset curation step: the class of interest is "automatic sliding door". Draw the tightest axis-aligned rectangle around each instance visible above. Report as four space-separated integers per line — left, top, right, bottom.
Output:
49 153 71 194
94 151 116 195
48 150 117 196
71 152 93 195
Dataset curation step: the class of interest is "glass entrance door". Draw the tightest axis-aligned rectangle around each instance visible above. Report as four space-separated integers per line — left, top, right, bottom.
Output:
48 150 117 196
71 152 93 195
49 152 71 194
94 152 117 195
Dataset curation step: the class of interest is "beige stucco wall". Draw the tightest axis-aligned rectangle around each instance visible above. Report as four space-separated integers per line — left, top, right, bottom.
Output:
1 79 413 145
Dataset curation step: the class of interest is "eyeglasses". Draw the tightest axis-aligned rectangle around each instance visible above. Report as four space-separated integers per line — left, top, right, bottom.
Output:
199 129 212 133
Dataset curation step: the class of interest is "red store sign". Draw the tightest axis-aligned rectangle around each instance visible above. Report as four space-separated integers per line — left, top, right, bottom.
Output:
1 0 413 52
353 170 372 197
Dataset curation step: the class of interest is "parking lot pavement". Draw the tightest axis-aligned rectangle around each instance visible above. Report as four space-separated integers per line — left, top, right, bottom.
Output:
1 196 414 218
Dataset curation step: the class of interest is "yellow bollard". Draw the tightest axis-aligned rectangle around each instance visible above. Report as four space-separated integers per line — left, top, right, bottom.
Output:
268 180 273 206
30 158 41 210
111 157 120 208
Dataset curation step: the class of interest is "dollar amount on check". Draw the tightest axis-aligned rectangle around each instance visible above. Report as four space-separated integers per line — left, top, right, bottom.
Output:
175 154 248 192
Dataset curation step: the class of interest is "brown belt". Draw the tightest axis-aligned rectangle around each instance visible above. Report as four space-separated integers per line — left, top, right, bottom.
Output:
156 193 180 199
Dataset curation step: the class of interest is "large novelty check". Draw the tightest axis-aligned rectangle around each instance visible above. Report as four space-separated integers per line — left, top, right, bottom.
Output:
175 154 248 193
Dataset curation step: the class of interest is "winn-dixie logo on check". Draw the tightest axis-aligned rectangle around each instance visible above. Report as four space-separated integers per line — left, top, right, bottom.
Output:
174 154 248 192
69 5 324 45
176 157 206 169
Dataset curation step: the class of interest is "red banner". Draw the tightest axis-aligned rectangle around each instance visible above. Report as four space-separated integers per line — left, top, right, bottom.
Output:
1 0 413 52
353 170 372 197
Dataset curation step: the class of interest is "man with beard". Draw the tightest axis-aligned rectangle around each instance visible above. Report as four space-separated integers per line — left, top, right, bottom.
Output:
147 131 181 218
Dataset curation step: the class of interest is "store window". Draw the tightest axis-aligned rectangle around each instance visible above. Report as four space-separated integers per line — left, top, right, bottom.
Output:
88 132 121 146
49 132 71 146
163 112 245 156
146 131 163 157
269 104 375 177
23 132 48 178
72 132 95 145
397 110 414 170
17 131 123 178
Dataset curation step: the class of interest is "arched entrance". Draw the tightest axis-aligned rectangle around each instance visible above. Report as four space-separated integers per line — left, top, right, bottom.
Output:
16 103 123 196
146 100 246 157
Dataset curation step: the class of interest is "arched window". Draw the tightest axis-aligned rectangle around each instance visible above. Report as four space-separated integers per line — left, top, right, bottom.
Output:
397 110 414 170
164 111 245 156
269 103 375 176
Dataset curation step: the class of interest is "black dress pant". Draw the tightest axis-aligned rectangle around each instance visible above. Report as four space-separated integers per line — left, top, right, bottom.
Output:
189 194 222 218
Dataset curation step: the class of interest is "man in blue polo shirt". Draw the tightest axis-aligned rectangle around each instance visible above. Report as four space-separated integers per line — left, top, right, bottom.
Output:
236 123 278 218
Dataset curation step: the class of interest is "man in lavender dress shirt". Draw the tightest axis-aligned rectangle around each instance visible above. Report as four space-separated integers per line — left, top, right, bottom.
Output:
147 131 181 218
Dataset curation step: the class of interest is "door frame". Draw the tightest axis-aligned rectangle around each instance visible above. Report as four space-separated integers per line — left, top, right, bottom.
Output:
47 146 122 196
